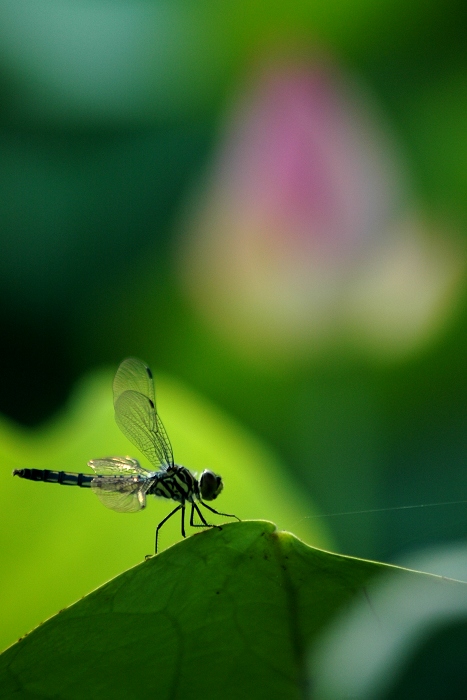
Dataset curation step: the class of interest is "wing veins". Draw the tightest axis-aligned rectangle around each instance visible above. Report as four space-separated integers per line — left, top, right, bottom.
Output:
114 390 173 470
91 473 153 513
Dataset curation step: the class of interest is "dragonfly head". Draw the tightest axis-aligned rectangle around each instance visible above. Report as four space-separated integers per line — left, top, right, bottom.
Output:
199 470 223 501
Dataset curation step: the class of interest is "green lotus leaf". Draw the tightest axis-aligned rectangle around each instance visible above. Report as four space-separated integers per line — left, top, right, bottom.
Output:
2 521 464 700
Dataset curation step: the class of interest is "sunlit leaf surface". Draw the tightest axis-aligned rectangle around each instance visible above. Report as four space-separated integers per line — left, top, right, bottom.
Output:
1 521 462 700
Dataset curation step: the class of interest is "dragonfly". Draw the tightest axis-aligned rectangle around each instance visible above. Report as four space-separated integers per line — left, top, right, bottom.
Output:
13 357 239 553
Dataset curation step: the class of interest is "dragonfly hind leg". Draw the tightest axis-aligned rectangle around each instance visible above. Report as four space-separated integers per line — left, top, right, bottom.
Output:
153 503 184 554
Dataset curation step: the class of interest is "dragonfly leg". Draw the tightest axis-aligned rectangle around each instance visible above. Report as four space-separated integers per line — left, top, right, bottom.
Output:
155 504 183 553
190 502 211 528
181 503 186 539
199 500 241 522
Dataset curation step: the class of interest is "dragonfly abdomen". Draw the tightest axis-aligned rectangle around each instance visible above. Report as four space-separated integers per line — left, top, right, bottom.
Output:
13 468 93 488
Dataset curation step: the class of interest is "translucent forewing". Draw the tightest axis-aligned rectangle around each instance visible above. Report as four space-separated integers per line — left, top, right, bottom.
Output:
88 456 151 476
113 358 155 406
113 358 174 471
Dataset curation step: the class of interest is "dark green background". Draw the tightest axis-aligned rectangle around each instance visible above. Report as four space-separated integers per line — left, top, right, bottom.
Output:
1 4 467 693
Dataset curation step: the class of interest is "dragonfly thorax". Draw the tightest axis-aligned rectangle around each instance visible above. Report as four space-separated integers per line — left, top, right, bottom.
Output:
146 465 198 504
146 466 224 504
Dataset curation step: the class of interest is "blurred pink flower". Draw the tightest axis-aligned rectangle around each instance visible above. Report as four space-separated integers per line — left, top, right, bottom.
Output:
179 58 465 364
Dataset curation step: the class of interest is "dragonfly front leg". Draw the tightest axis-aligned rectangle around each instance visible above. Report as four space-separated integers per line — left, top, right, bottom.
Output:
190 502 224 534
198 500 241 522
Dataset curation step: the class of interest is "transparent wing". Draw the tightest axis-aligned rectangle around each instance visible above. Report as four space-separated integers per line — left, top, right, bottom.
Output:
91 474 153 513
114 390 174 470
87 456 153 476
113 358 155 407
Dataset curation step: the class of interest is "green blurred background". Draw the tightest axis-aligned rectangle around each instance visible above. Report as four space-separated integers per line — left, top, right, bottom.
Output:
1 0 467 673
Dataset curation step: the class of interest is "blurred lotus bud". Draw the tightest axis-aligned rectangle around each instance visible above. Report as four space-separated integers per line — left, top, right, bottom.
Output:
178 58 465 364
343 216 465 358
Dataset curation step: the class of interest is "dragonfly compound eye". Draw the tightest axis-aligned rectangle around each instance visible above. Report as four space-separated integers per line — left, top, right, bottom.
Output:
199 470 223 501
